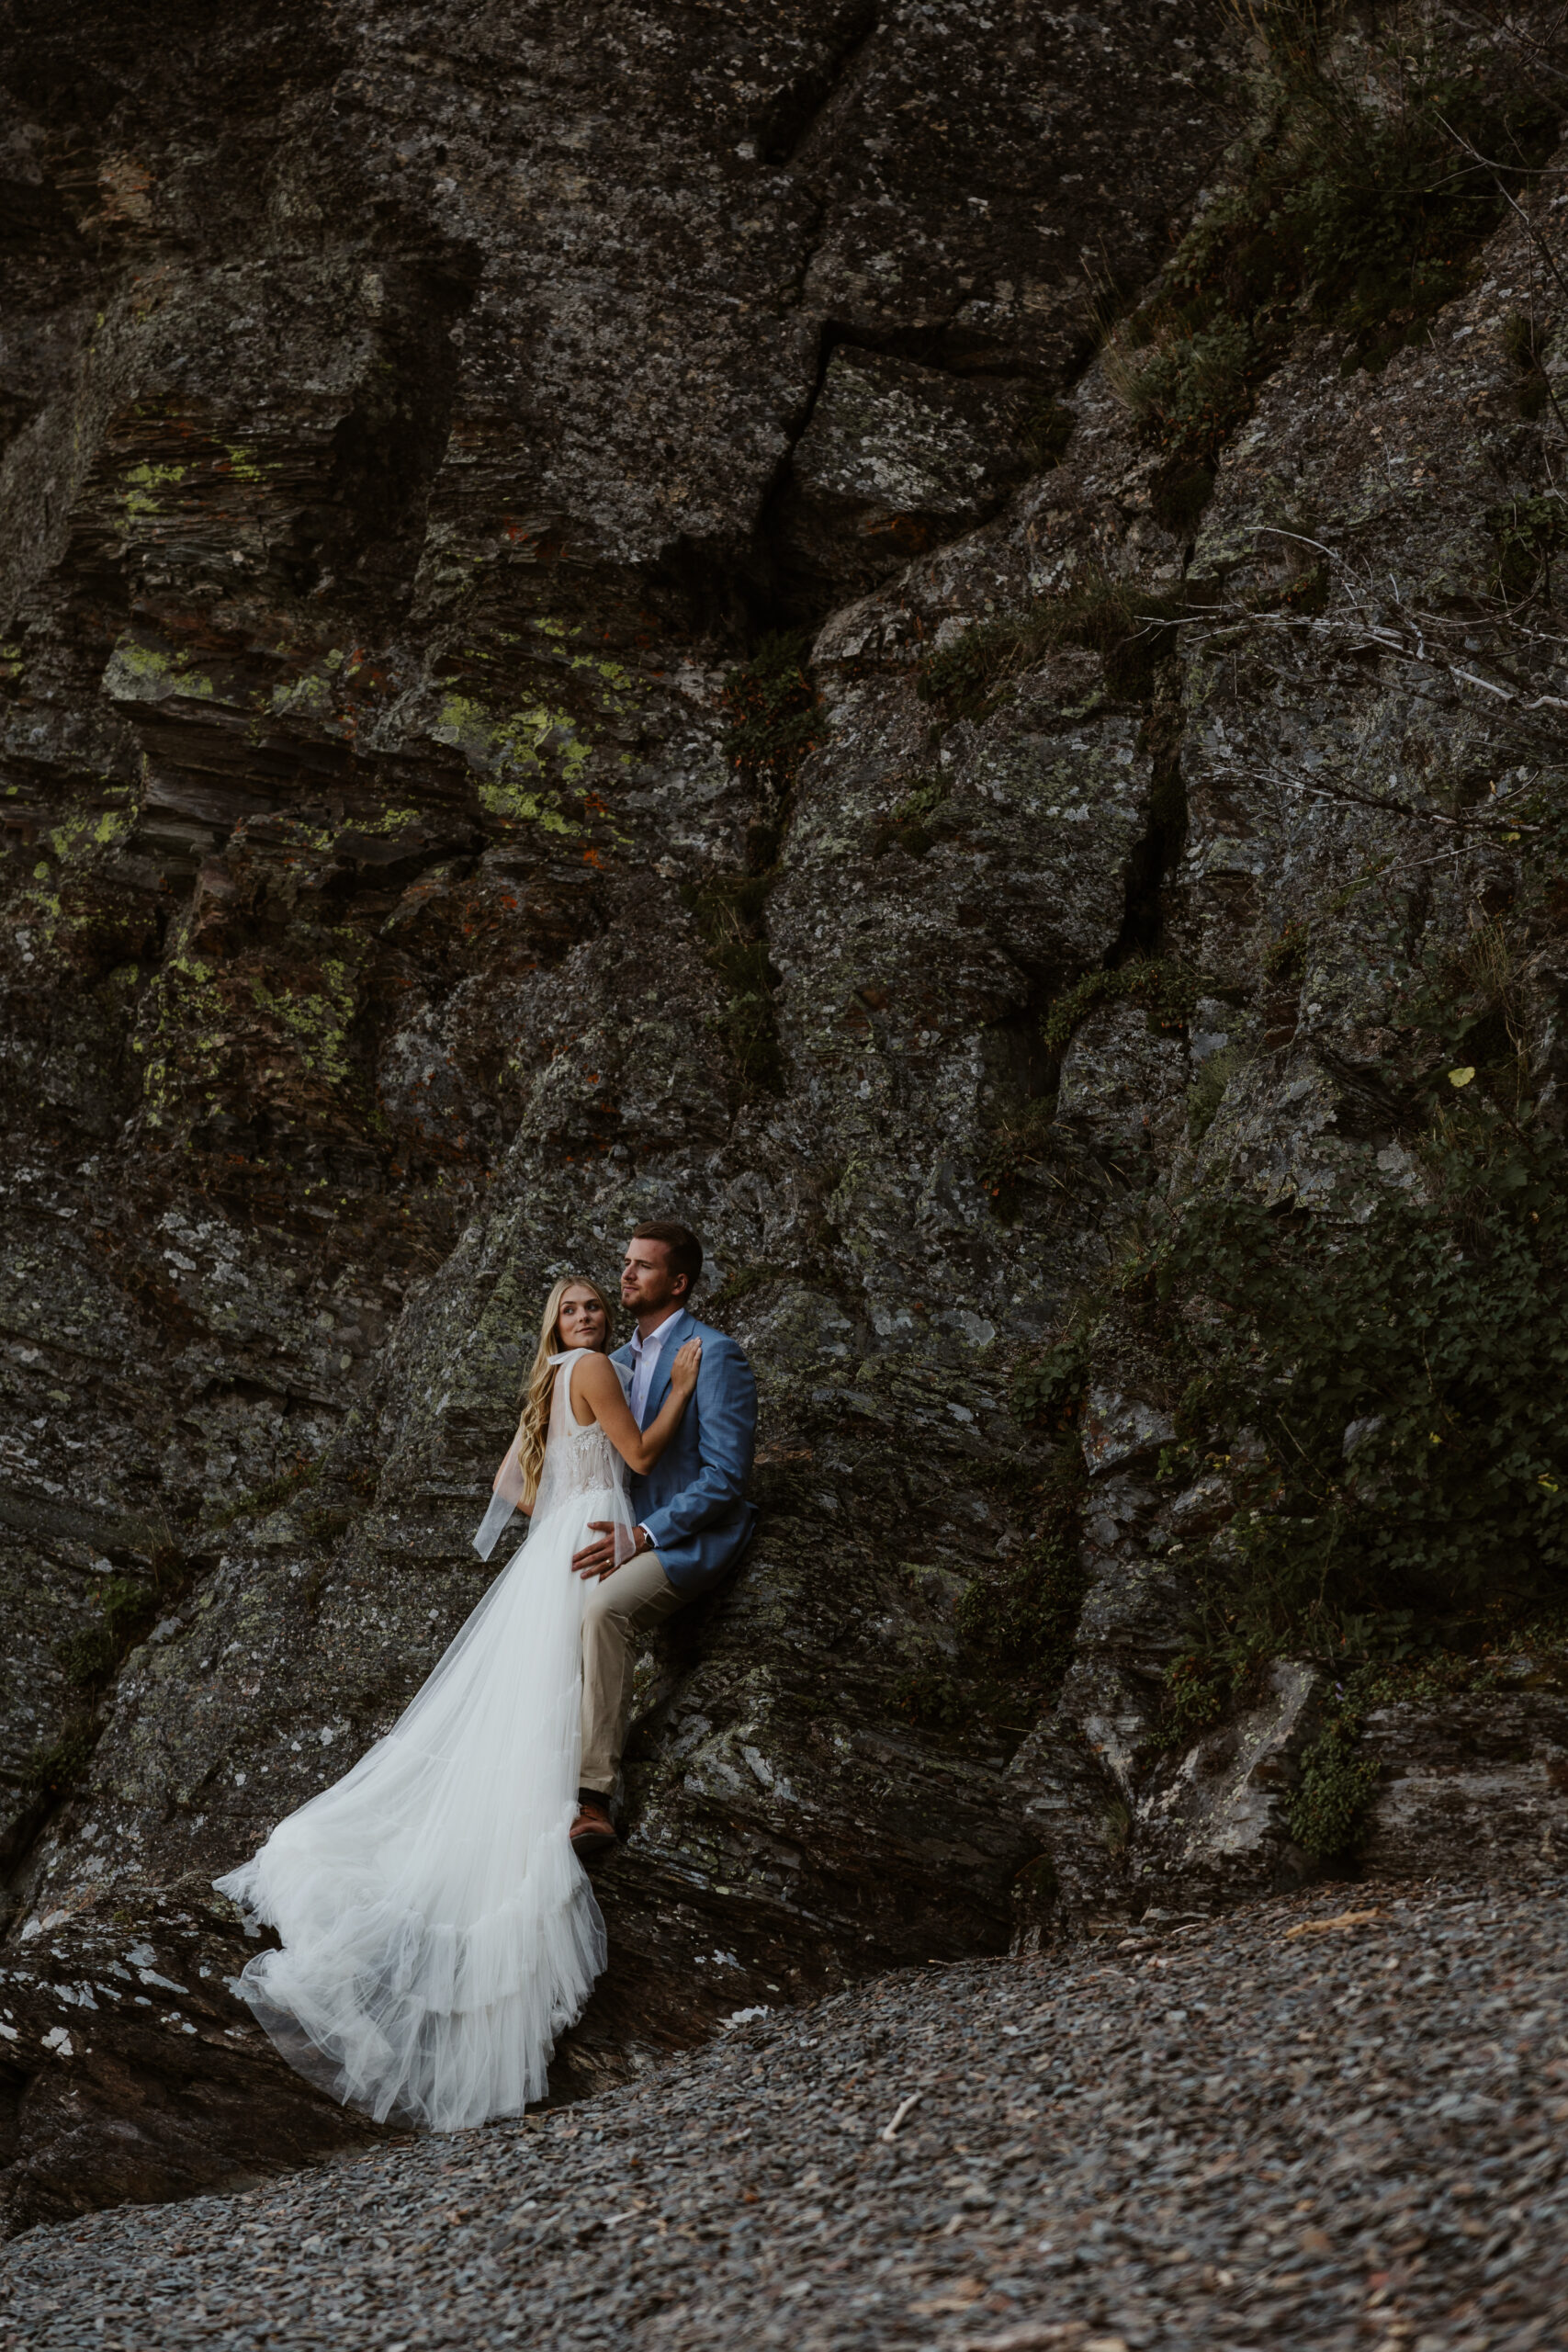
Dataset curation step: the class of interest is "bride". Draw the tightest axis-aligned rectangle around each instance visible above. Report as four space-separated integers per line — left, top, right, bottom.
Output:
215 1275 701 2132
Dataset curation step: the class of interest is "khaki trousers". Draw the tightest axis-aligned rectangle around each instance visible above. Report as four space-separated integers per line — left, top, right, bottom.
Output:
579 1550 685 1796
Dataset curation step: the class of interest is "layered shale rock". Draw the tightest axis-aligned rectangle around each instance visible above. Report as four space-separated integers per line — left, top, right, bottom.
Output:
3 0 1567 2240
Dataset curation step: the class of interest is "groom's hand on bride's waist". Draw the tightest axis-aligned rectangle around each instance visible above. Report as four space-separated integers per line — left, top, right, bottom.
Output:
571 1521 653 1579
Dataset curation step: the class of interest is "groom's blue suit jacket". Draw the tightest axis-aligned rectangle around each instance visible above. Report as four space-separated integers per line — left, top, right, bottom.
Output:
612 1309 759 1595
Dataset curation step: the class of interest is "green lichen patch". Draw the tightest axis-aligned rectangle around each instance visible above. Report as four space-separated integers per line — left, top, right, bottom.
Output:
102 634 220 707
423 626 642 837
132 922 370 1131
220 440 265 484
248 954 360 1091
430 692 589 831
118 460 188 516
6 797 140 954
134 946 232 1123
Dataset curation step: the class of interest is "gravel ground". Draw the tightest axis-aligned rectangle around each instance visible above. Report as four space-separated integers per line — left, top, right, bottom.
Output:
4 1880 1565 2352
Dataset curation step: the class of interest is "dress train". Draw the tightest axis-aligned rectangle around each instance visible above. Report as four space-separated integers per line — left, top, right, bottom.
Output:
215 1351 627 2130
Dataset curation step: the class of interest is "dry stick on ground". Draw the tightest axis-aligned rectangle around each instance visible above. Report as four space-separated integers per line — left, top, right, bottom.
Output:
879 2092 922 2143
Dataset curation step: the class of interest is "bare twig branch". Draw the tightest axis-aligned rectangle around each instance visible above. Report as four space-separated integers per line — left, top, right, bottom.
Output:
880 2092 922 2143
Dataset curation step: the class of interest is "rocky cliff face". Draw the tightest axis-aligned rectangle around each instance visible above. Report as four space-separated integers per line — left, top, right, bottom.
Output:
4 0 1567 2240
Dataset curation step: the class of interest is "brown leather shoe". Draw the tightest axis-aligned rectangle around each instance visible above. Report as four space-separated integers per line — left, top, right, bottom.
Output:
570 1798 617 1862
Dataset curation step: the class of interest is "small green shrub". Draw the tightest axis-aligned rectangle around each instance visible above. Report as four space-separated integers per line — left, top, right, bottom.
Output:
1107 3 1560 465
705 1261 789 1311
1287 1710 1380 1860
720 630 818 819
57 1574 160 1689
1503 312 1543 372
1280 562 1329 615
976 1099 1059 1216
1502 312 1554 421
1492 492 1566 603
204 1458 316 1532
891 1668 970 1733
1261 921 1309 983
1154 1105 1568 1656
1122 318 1258 469
1012 1852 1059 1905
916 624 1010 719
872 777 950 859
1021 400 1077 473
1041 956 1199 1057
917 572 1188 718
1151 461 1217 537
56 1621 118 1687
1011 1335 1089 1432
22 1719 96 1797
1162 1650 1234 1742
1101 1796 1133 1857
1186 1043 1247 1144
682 872 785 1097
301 1505 353 1548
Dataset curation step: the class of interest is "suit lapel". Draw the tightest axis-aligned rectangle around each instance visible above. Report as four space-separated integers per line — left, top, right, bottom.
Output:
638 1309 691 1428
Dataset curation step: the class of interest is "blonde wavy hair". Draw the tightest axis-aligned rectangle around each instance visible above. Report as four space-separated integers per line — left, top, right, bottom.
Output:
514 1275 615 1510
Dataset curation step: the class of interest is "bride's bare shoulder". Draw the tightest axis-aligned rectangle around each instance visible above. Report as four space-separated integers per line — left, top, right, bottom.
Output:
568 1349 620 1422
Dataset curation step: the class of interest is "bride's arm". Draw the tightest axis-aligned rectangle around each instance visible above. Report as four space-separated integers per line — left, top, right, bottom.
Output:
571 1343 702 1474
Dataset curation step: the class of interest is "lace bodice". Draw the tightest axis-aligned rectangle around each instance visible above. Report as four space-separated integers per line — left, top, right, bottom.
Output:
527 1351 630 1526
471 1349 631 1560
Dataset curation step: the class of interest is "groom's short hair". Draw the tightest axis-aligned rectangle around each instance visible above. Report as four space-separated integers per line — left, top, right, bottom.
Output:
632 1220 702 1297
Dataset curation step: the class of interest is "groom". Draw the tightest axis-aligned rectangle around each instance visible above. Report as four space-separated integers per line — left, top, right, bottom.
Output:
568 1220 758 1860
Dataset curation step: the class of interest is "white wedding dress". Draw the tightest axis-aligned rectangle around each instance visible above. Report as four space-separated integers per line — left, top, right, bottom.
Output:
214 1350 631 2131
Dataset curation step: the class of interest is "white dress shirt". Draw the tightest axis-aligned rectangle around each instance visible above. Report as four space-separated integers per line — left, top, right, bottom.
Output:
628 1314 678 1425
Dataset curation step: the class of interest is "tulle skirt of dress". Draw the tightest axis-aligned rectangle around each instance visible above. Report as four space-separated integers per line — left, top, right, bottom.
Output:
214 1487 610 2132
